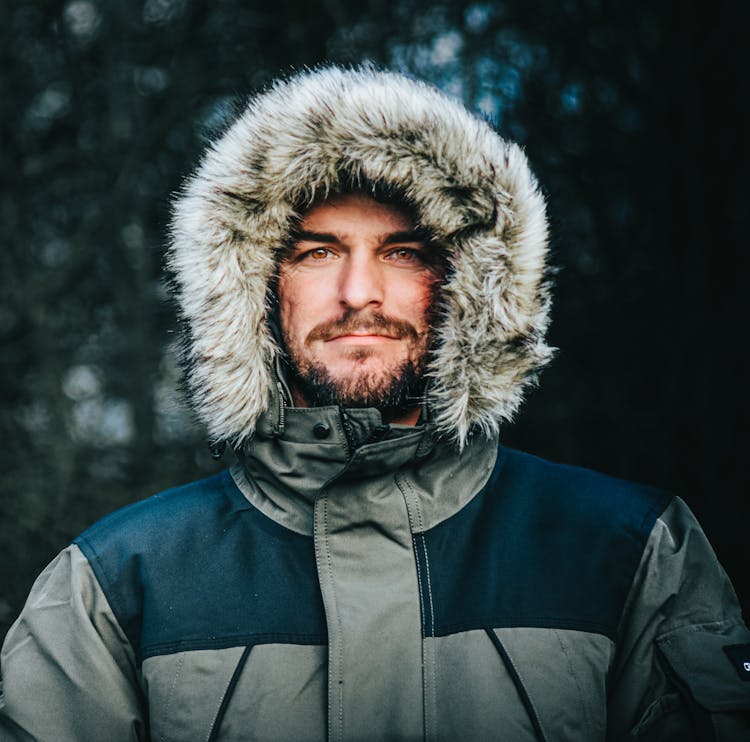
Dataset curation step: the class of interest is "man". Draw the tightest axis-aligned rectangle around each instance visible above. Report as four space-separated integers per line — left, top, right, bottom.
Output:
1 66 749 741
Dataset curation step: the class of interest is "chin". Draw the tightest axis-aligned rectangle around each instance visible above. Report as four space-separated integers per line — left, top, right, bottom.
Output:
331 357 406 379
324 347 398 368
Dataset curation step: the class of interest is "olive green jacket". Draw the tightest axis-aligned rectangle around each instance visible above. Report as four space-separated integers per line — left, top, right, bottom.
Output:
4 65 749 742
2 406 749 741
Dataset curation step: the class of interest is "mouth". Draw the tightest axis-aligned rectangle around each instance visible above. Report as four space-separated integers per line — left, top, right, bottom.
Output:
327 333 399 345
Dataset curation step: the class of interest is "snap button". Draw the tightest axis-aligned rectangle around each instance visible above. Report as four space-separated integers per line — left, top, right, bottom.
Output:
312 422 331 439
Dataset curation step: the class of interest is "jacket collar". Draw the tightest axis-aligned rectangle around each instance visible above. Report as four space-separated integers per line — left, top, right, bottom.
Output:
231 376 498 536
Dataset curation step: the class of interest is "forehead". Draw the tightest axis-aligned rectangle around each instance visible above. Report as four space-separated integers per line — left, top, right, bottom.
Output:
297 193 416 237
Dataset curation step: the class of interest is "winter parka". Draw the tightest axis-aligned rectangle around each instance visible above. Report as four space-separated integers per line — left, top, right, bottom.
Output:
2 66 749 741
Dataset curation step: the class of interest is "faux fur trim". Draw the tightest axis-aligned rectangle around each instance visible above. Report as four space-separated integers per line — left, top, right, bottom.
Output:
168 65 553 448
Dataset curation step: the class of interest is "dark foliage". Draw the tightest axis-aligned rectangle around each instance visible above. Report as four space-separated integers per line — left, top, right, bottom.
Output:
1 0 747 640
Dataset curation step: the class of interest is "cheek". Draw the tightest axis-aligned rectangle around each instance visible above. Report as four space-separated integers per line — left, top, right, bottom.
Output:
279 274 330 318
277 282 301 344
279 298 305 343
400 276 441 328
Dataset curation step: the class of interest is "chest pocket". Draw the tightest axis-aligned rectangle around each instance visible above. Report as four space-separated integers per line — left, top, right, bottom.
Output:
141 644 327 742
141 647 248 742
431 627 613 742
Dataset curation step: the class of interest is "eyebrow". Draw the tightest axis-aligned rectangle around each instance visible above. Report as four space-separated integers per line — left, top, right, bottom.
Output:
382 230 428 245
292 229 428 245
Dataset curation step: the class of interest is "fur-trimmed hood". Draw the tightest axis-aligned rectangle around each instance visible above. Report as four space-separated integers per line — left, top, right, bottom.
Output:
169 65 552 449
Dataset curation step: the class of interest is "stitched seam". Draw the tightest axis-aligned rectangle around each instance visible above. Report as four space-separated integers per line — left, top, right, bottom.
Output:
332 414 349 457
431 616 615 638
161 653 185 742
420 536 435 640
411 536 428 741
396 474 426 623
320 498 344 741
420 534 437 739
555 629 593 736
70 542 142 672
141 633 327 659
395 473 425 533
656 619 740 644
76 537 126 628
397 473 430 741
413 537 427 633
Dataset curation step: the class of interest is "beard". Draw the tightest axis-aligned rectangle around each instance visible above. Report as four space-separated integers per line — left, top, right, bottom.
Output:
281 311 432 422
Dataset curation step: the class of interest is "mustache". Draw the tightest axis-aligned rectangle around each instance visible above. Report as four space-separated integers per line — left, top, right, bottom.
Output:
306 312 422 343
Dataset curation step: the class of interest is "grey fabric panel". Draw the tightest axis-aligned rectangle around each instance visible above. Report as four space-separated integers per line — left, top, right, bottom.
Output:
231 462 314 537
216 644 327 741
0 545 144 741
494 627 612 740
431 628 612 742
608 497 750 740
399 433 498 532
142 644 326 741
142 646 247 742
432 630 533 741
315 473 424 742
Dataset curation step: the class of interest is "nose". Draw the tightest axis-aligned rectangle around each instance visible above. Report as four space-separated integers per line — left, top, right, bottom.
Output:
338 252 384 310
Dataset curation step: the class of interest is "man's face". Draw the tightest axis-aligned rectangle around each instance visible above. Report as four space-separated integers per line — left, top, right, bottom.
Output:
277 193 444 423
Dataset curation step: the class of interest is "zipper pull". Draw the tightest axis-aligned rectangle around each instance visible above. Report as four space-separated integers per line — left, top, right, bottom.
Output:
339 408 354 456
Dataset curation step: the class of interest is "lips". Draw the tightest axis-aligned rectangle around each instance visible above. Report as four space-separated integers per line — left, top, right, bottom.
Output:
306 313 419 345
327 333 398 344
329 331 398 339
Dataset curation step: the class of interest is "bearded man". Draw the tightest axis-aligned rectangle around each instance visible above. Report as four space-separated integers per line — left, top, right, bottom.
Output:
1 66 749 741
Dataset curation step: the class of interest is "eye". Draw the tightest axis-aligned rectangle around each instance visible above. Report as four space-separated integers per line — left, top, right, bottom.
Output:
384 247 424 264
301 247 335 261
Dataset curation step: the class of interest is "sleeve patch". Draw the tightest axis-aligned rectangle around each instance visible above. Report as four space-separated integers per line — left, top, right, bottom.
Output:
723 644 750 682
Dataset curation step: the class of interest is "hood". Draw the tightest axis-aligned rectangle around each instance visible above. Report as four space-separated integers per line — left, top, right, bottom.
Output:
168 65 553 449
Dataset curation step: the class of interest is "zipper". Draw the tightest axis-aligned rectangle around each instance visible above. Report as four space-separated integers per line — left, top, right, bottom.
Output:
339 408 355 457
485 629 548 742
207 645 253 741
275 381 286 435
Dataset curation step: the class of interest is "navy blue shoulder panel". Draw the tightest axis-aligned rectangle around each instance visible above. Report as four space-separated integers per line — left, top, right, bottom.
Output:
419 447 672 640
74 471 326 663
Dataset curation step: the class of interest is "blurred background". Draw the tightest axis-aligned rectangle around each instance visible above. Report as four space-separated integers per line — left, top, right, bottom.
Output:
1 0 748 643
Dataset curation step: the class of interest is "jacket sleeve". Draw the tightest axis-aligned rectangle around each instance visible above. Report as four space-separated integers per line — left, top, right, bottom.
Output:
0 544 146 741
607 496 750 741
